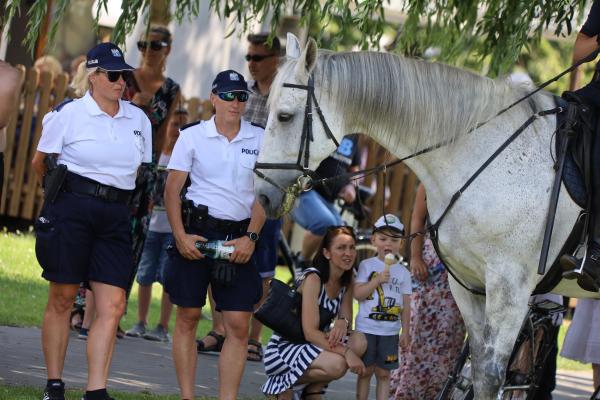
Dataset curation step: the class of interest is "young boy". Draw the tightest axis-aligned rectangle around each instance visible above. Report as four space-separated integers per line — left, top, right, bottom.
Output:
354 214 411 400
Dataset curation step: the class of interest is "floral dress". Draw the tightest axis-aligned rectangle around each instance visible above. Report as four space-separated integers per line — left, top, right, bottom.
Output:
125 77 180 284
389 236 466 400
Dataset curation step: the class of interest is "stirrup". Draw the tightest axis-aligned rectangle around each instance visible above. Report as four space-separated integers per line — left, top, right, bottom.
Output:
562 246 588 280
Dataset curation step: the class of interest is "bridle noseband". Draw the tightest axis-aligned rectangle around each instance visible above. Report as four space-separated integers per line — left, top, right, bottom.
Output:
253 75 340 196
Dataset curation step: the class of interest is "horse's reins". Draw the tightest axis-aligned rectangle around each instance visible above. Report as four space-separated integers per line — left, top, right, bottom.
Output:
253 48 599 295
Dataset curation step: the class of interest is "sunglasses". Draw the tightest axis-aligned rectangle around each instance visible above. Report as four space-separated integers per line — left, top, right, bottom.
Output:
96 69 131 83
245 53 276 62
137 40 168 51
216 91 249 102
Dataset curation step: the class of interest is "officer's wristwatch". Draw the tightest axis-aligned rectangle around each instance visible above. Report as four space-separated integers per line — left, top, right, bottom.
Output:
246 231 260 242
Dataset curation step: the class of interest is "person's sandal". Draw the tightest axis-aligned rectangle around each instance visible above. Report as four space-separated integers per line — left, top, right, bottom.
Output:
247 338 263 362
196 330 225 353
301 391 324 399
301 384 325 400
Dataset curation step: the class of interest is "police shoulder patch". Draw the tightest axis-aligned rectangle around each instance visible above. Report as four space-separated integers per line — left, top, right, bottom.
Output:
53 98 74 112
250 121 265 129
180 120 202 131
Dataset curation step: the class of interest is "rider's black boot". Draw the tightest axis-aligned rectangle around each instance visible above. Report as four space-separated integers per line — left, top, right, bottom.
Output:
561 128 600 291
576 240 600 291
561 213 600 291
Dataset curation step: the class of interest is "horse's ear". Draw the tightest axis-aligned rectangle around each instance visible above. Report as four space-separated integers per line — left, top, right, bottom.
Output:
295 38 318 81
286 33 301 59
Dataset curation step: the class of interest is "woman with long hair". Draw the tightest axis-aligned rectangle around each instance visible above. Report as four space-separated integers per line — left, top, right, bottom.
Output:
124 25 182 338
389 184 466 399
262 226 366 399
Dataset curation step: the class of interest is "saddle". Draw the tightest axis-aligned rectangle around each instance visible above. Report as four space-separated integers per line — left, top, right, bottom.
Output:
534 91 597 294
555 92 596 208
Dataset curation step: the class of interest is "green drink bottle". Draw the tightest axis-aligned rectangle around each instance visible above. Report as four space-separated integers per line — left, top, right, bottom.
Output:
195 240 234 260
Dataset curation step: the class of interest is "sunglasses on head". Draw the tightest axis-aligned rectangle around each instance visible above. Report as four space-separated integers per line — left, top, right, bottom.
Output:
137 40 168 51
245 54 275 62
216 91 249 102
327 225 356 236
96 69 131 83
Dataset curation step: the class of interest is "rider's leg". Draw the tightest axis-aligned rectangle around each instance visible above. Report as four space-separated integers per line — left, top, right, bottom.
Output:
578 131 600 291
562 129 600 291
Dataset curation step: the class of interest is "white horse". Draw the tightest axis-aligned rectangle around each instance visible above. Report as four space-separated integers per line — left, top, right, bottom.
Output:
254 35 600 399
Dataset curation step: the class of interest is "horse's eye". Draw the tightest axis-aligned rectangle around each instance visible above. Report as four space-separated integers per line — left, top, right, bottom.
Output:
278 113 293 122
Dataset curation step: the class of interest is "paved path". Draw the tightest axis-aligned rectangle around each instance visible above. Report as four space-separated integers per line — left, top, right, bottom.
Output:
0 326 594 399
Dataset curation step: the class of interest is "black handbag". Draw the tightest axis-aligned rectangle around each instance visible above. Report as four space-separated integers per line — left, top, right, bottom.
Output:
254 271 335 343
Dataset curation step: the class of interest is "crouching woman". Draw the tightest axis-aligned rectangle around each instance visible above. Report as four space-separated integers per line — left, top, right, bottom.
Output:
262 226 366 399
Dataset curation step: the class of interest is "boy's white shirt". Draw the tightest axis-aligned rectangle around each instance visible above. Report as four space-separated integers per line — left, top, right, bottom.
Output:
355 256 412 336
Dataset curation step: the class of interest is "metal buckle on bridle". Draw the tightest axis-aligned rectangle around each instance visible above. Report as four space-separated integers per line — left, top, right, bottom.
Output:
297 174 313 192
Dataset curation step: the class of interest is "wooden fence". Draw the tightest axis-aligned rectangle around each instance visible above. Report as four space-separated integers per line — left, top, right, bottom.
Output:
1 66 419 233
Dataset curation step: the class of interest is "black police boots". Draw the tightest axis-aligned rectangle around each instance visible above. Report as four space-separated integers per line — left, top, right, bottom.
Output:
42 381 65 400
562 240 600 292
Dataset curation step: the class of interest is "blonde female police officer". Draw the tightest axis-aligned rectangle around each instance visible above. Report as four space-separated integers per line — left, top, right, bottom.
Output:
164 69 265 400
31 42 152 400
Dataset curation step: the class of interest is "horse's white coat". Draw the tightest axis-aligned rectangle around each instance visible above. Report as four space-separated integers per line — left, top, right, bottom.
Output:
255 36 600 399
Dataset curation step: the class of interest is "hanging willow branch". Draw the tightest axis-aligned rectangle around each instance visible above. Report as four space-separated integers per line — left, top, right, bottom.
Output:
1 0 591 75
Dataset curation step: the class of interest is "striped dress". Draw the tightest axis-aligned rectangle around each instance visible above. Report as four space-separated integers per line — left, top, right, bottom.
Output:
261 268 346 395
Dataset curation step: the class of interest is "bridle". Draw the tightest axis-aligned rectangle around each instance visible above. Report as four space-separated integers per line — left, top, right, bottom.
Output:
253 75 340 197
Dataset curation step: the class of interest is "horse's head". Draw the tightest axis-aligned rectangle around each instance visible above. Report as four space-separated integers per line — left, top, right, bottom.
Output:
255 34 341 218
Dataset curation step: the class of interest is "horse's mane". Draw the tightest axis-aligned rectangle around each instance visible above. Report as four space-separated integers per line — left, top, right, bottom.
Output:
270 51 533 151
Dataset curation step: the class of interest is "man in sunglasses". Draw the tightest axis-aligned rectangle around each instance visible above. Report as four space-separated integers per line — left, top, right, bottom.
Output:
164 69 265 400
244 33 281 128
244 32 281 363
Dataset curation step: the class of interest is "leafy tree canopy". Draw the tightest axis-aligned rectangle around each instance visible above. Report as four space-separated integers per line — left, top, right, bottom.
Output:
1 0 592 76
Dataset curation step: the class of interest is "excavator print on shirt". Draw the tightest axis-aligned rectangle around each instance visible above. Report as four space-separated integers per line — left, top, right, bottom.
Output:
365 271 402 321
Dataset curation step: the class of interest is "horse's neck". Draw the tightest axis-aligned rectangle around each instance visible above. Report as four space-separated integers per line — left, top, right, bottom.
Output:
385 91 555 221
321 53 518 154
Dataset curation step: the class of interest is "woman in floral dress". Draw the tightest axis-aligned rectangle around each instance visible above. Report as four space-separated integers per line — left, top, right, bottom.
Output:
125 25 181 280
389 184 466 399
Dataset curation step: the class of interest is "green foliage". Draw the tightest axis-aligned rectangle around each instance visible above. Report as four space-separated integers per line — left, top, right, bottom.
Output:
1 0 595 75
518 37 596 95
395 0 589 76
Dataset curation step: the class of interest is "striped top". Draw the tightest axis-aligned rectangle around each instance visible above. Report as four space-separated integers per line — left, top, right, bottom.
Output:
261 268 346 395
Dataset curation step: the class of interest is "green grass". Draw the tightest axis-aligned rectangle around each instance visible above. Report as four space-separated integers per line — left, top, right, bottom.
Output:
0 385 187 400
0 230 280 343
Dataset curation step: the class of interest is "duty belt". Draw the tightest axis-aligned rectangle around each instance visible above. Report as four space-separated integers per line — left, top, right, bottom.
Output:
63 172 132 204
188 214 250 235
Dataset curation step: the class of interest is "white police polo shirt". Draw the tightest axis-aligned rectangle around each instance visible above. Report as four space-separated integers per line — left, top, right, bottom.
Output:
37 91 152 190
168 116 264 221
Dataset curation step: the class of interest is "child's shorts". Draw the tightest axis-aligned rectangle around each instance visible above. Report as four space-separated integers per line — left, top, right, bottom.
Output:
361 333 399 370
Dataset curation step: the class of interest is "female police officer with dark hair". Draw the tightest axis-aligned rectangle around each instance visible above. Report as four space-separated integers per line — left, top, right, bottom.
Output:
31 42 152 400
164 69 265 400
